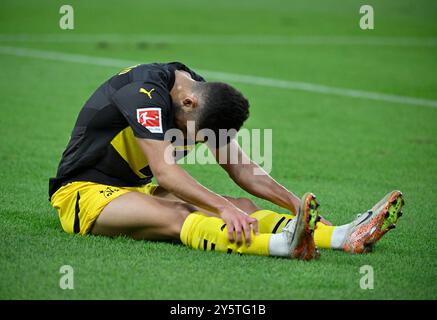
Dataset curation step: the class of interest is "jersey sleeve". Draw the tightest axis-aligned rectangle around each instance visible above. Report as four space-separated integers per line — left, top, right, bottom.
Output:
111 81 172 140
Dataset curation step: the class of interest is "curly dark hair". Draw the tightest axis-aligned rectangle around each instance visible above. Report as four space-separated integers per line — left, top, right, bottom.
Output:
194 82 250 145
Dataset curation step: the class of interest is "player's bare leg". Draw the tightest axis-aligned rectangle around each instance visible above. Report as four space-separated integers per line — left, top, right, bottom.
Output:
153 186 260 215
91 189 318 260
91 192 201 240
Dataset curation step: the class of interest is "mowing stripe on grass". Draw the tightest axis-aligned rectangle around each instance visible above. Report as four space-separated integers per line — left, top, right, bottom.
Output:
1 45 436 109
1 34 437 47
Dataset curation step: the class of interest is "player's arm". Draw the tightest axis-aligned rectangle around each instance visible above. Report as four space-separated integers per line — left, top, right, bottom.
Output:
213 140 332 225
136 138 259 244
213 140 300 214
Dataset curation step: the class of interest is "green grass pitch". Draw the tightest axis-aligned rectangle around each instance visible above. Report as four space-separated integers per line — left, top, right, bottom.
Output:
0 0 436 299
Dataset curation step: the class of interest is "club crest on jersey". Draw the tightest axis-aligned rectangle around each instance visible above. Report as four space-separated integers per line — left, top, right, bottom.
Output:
136 108 163 133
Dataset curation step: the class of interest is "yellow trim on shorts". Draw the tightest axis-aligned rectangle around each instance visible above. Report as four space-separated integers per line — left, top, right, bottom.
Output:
50 181 158 235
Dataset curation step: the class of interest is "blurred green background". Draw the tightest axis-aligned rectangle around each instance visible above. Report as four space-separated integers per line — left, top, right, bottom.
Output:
0 0 436 299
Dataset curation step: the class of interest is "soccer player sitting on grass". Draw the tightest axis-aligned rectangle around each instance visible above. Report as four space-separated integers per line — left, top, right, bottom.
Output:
49 62 404 260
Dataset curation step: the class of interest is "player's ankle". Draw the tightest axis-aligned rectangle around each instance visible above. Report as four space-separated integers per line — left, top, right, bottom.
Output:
268 233 289 257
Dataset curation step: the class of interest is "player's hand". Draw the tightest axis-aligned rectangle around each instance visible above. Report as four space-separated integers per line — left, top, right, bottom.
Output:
220 206 259 246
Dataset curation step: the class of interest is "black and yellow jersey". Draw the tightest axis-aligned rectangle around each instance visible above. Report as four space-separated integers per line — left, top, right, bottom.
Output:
48 62 205 199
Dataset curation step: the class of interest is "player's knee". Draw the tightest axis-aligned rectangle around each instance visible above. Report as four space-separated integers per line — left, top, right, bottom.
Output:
234 197 259 214
168 202 194 238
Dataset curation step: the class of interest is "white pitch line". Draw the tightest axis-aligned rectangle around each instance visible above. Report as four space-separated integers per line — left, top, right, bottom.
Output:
200 70 437 109
1 34 437 47
0 45 436 109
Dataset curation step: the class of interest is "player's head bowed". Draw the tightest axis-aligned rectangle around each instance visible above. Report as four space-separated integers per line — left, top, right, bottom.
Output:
173 81 250 144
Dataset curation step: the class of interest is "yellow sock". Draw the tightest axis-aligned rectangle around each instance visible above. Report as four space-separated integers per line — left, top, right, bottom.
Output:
250 210 294 234
313 222 335 249
250 210 336 249
180 212 271 256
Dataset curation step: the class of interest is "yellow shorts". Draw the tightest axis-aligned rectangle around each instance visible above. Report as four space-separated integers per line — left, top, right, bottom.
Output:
50 181 158 235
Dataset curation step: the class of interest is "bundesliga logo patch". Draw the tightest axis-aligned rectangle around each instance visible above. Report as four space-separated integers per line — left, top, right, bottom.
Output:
136 107 163 133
